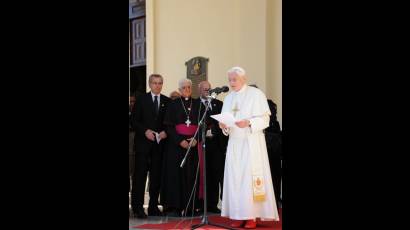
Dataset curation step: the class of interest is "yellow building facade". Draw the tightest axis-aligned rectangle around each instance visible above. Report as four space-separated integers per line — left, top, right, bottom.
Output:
131 0 282 126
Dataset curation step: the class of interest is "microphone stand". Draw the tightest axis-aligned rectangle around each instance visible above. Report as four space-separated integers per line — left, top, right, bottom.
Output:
180 95 232 230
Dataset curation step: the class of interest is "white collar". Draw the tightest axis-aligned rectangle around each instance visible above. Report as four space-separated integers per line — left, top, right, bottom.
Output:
200 97 209 103
150 92 161 104
151 92 160 98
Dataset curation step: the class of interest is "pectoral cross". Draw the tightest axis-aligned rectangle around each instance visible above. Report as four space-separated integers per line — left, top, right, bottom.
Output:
185 118 191 127
232 103 240 117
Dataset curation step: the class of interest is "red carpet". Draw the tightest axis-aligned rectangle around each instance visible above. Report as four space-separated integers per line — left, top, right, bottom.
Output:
133 209 282 229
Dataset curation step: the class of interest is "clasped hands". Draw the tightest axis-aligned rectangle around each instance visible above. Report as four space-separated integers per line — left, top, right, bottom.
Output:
145 129 167 141
180 138 197 149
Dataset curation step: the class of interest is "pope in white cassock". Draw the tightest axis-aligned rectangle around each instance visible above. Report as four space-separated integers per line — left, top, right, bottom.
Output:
219 67 280 229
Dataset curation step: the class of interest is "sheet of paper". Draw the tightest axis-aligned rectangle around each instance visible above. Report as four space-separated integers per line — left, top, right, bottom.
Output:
154 132 161 144
210 112 238 127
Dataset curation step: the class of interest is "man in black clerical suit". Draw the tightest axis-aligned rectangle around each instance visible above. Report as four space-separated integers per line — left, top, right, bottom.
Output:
196 81 228 213
265 99 282 206
161 78 201 217
131 74 170 218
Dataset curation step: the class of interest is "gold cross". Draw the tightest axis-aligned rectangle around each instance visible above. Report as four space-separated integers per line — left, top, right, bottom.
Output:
232 103 240 117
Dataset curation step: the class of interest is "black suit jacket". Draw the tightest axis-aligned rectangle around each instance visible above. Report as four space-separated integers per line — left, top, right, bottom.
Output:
131 92 171 154
265 99 282 158
266 99 280 133
198 99 228 154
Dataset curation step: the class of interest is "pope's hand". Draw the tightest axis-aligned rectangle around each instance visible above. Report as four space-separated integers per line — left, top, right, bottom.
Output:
235 119 250 128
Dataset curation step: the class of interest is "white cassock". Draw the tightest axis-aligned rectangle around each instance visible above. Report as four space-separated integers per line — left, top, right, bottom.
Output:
221 84 280 221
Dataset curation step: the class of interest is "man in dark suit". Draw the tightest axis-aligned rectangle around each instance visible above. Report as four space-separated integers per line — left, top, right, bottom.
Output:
129 94 136 202
265 99 282 206
130 74 171 218
197 81 228 213
249 84 282 206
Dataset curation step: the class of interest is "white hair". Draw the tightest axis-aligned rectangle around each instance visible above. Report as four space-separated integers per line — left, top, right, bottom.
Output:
227 66 246 77
178 78 192 89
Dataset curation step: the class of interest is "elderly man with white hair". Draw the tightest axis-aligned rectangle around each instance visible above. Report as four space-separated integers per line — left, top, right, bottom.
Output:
219 67 280 228
161 78 202 217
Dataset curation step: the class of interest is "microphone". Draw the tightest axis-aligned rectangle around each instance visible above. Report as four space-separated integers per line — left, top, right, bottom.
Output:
208 86 229 94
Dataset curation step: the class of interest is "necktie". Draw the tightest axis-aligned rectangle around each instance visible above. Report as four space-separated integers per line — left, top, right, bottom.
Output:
204 100 211 111
154 95 159 115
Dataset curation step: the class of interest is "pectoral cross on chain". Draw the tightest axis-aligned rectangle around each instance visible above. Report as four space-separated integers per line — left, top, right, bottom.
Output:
185 118 191 127
232 103 240 117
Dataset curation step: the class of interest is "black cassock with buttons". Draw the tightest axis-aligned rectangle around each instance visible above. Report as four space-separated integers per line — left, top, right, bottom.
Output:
161 96 201 215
